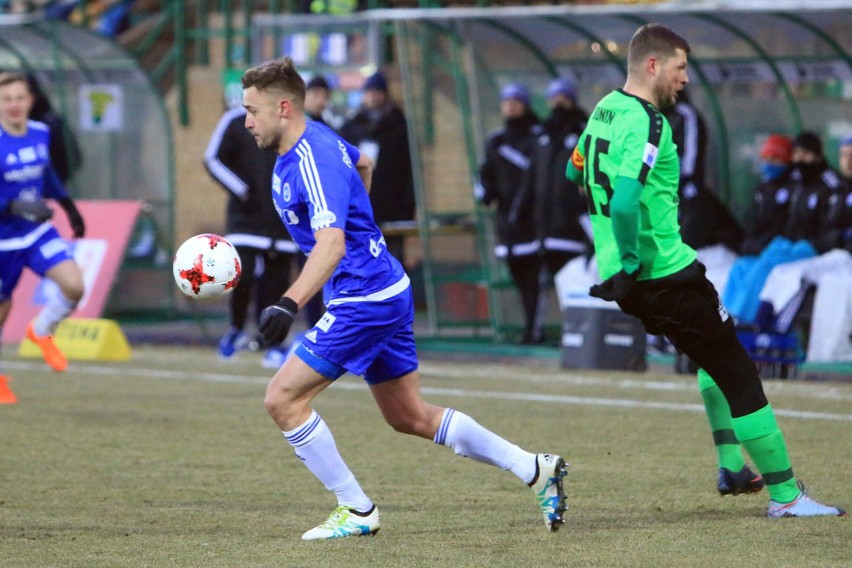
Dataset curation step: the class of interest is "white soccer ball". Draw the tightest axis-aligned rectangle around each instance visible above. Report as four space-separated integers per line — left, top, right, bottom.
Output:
173 233 242 299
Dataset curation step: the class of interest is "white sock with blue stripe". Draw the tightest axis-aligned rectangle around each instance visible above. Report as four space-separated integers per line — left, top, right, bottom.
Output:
284 410 373 513
434 408 537 484
32 289 77 336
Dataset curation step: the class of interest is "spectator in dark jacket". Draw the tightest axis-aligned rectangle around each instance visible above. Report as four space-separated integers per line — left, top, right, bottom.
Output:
824 135 852 252
475 83 543 344
204 106 299 368
785 131 844 253
527 77 590 274
340 71 415 264
662 90 742 251
304 74 331 128
740 134 794 256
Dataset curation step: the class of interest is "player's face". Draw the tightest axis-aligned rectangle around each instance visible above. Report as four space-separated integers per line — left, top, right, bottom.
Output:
654 48 689 109
243 86 283 151
0 80 33 132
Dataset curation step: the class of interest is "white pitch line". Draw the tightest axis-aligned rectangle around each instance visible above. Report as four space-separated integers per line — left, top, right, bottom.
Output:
6 358 851 422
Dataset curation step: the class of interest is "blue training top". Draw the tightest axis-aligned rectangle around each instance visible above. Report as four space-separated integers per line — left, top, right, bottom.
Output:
271 120 408 305
0 120 69 245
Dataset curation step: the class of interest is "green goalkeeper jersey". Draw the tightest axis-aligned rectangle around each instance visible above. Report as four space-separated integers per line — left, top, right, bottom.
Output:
569 89 696 281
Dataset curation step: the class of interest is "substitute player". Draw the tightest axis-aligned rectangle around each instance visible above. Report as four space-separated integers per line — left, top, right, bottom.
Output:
241 57 568 539
0 72 86 374
567 24 844 518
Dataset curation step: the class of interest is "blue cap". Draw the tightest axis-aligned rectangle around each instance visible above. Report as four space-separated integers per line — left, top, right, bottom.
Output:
500 83 530 107
546 77 577 102
363 71 388 93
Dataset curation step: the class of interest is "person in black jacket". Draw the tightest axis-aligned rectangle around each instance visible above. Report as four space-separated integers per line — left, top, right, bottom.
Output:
475 83 543 344
529 77 590 277
204 105 299 367
304 74 331 128
340 71 415 264
832 136 852 252
784 131 844 253
740 134 794 255
662 89 743 252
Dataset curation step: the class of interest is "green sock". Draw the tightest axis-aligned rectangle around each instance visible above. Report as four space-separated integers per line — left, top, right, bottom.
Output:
732 404 800 503
697 369 745 472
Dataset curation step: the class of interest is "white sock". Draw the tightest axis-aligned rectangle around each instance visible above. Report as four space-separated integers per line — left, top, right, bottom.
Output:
33 290 77 336
284 410 373 513
434 408 537 484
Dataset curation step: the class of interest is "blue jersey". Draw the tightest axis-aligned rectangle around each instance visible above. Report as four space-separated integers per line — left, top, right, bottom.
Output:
0 120 70 245
271 121 408 304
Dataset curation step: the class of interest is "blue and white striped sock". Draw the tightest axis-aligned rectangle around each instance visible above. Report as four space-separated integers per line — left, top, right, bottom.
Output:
284 410 373 512
434 408 537 484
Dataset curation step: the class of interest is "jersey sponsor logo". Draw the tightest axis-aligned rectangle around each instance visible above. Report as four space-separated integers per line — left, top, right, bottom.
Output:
369 235 386 257
5 153 18 165
311 210 337 230
316 312 335 332
642 143 659 168
3 164 43 182
338 140 353 168
304 329 318 343
282 182 291 202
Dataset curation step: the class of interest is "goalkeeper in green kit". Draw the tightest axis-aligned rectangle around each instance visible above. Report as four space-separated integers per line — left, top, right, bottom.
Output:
567 23 845 518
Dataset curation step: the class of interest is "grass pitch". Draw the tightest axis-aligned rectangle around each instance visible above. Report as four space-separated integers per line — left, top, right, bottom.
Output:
1 345 849 567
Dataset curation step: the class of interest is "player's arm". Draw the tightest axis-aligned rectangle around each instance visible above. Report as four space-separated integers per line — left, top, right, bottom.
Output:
286 227 344 308
258 227 344 345
356 152 373 194
566 142 585 185
609 176 642 274
44 164 86 238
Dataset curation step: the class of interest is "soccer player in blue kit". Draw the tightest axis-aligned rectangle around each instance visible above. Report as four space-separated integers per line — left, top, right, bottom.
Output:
0 72 86 377
241 57 568 540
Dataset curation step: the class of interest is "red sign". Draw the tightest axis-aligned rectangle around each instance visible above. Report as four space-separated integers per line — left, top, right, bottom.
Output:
2 200 142 345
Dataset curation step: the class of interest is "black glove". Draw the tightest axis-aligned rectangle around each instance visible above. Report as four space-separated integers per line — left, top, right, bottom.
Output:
8 198 53 223
58 198 85 238
589 266 641 302
258 297 299 346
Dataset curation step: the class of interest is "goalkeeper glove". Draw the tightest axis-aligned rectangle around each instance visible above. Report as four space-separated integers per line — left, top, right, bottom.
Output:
8 198 53 223
589 266 641 302
259 297 299 346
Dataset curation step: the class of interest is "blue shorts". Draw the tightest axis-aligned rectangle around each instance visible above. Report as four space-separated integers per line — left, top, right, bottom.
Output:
0 227 75 302
295 287 419 385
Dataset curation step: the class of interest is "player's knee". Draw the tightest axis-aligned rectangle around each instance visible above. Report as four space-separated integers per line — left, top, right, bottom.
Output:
63 281 85 303
384 411 432 437
264 386 300 424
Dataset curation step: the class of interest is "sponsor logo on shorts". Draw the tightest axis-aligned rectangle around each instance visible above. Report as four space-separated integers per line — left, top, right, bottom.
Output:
316 312 335 332
304 330 318 343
